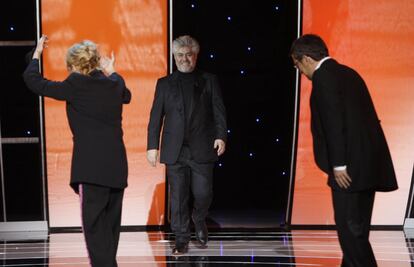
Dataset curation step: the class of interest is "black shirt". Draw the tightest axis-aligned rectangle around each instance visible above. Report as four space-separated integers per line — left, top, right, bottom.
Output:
177 71 197 144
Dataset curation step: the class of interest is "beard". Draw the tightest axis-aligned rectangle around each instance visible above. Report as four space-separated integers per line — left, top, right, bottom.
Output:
176 63 195 73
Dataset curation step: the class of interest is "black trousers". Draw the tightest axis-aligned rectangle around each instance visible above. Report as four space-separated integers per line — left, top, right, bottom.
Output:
166 146 214 244
79 183 124 267
332 189 377 267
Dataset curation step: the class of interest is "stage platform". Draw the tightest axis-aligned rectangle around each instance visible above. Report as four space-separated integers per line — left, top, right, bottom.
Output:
0 230 412 266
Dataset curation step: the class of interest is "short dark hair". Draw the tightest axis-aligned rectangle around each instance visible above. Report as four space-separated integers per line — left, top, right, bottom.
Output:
290 34 329 61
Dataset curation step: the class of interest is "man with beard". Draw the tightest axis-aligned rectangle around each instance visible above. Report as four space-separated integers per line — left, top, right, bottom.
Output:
147 35 227 255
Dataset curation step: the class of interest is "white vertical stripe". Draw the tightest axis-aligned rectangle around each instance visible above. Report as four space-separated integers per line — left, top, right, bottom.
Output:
0 120 6 221
169 0 173 74
406 178 414 218
286 0 303 223
35 0 48 222
79 184 92 266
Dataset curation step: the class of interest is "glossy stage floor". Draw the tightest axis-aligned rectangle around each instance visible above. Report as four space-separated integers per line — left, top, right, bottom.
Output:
0 230 413 266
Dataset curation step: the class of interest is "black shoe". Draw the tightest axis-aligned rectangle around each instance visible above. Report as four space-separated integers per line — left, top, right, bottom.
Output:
172 242 188 256
195 224 208 247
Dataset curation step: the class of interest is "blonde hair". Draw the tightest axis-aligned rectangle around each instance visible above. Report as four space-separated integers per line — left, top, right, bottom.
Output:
66 40 100 75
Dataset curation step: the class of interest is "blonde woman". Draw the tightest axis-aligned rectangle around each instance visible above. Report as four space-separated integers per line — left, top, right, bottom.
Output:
24 35 131 267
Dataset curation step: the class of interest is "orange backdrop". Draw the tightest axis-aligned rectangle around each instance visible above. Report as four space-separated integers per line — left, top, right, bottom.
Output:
292 0 414 225
41 0 168 227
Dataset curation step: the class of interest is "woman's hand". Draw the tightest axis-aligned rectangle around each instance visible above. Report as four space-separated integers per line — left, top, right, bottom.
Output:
100 51 116 76
33 35 48 59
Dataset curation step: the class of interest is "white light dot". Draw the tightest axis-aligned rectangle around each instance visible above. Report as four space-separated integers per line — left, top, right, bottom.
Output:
210 54 214 59
275 6 279 10
219 163 223 167
256 118 260 122
276 138 279 142
247 47 252 51
27 131 31 135
227 16 232 21
282 171 286 175
10 26 14 31
249 153 253 157
191 4 195 8
240 70 245 74
227 129 231 133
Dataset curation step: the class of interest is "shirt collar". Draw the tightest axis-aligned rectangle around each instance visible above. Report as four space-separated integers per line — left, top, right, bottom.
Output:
315 56 331 71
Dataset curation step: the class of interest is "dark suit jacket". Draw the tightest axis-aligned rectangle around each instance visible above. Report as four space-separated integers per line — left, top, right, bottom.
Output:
23 59 131 192
310 59 398 192
147 70 227 164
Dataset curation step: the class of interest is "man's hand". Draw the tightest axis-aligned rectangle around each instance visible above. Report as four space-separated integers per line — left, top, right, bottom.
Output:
146 149 159 167
33 35 48 59
100 51 116 76
214 139 226 156
334 169 352 189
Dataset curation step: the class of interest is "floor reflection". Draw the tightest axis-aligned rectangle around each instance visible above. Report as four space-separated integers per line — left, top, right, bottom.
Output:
0 230 412 266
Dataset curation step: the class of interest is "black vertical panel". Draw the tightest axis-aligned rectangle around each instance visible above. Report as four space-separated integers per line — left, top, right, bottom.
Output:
0 46 40 138
2 143 43 221
0 1 37 41
0 0 45 222
173 0 298 228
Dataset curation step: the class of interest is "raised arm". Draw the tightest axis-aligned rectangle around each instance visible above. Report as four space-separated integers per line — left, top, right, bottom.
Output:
102 52 131 104
23 35 74 101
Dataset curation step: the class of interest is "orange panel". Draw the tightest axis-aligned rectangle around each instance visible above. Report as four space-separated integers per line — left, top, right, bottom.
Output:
41 0 168 227
292 0 414 225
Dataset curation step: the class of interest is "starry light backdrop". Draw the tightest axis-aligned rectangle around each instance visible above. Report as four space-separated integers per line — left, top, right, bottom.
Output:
173 0 299 228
